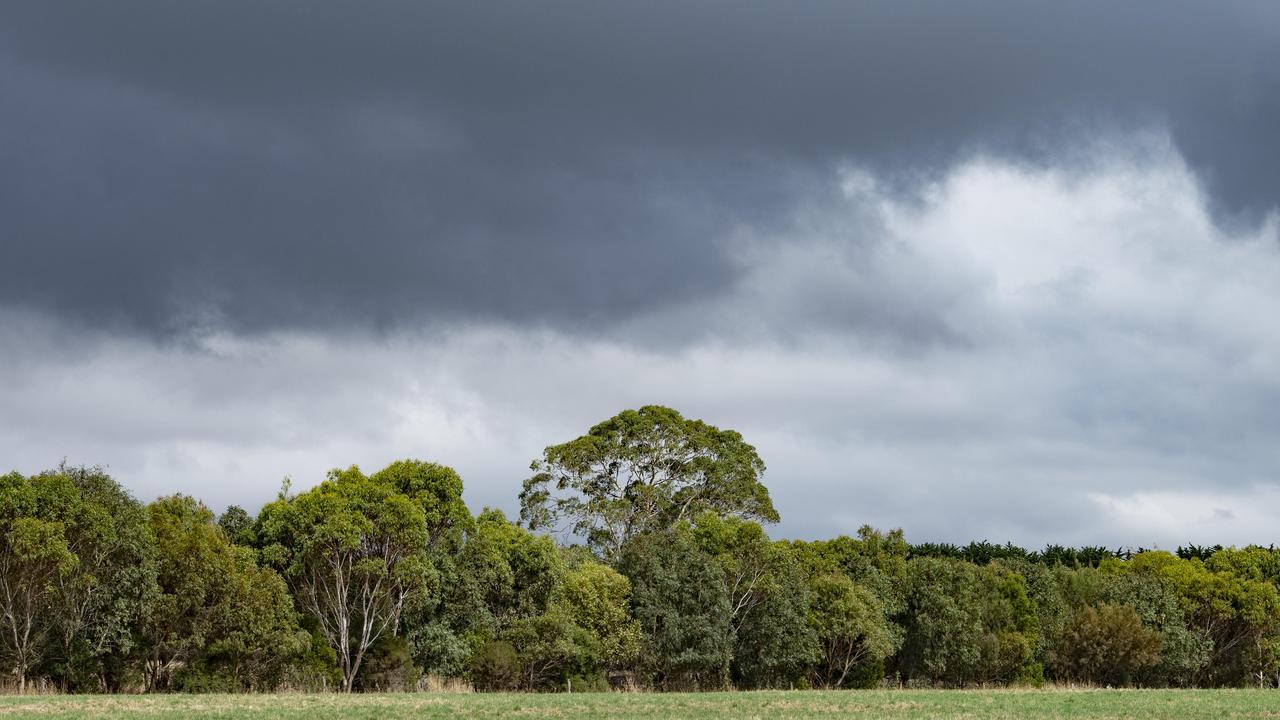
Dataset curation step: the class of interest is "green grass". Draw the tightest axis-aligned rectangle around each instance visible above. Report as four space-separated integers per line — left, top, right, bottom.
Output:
1 689 1277 719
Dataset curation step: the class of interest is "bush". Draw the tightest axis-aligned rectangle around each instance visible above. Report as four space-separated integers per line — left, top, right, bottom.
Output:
471 640 521 691
411 623 471 679
1053 604 1162 686
357 636 422 692
565 671 609 692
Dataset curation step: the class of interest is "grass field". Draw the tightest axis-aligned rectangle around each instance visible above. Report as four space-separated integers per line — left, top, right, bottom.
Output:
0 689 1277 719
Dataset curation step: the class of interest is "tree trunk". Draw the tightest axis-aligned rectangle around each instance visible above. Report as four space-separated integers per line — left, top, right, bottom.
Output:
340 660 354 693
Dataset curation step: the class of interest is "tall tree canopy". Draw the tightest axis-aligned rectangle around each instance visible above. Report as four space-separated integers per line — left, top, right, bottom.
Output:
0 472 78 693
519 406 777 559
369 460 472 552
257 466 437 692
46 465 156 693
142 495 305 693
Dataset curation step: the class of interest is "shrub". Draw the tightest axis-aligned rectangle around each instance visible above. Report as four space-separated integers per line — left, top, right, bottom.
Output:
1053 604 1163 686
471 640 521 691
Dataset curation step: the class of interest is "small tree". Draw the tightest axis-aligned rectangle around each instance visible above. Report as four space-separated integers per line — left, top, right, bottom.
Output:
619 530 733 690
0 472 79 693
691 514 817 688
1053 604 1163 685
47 465 156 692
551 562 641 672
808 573 895 688
142 495 306 692
520 406 777 560
258 466 436 692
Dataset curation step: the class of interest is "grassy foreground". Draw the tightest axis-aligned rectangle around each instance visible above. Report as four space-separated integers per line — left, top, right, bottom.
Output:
1 689 1278 720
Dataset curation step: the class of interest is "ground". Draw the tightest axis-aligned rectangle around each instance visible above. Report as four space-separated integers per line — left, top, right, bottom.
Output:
1 689 1277 719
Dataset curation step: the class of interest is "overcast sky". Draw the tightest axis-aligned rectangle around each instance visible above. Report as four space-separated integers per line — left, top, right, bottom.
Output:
3 1 1280 549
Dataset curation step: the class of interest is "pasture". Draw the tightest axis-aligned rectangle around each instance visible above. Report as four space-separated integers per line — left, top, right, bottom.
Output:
0 689 1276 719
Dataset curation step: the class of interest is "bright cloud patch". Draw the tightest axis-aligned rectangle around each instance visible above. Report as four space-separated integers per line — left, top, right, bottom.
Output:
3 140 1278 548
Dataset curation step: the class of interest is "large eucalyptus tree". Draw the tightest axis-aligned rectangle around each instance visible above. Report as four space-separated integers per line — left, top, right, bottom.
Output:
519 406 777 560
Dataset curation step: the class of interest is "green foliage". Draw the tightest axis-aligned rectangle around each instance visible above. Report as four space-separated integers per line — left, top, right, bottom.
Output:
619 529 733 690
1126 551 1280 686
42 465 157 692
690 514 817 688
1053 604 1163 685
257 465 436 692
501 609 598 690
808 572 896 688
143 495 306 692
520 406 777 559
439 509 564 639
216 505 256 547
356 635 421 692
407 622 470 679
732 548 818 689
899 558 1037 686
370 460 473 552
1 466 159 693
1094 571 1211 686
11 427 1280 695
470 640 520 692
551 562 641 671
0 471 80 692
791 526 910 620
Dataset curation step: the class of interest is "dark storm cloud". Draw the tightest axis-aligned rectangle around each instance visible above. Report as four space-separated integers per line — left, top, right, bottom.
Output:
2 1 1278 334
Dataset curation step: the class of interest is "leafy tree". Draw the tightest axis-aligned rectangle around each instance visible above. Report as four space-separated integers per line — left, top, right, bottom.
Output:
519 406 777 559
197 554 309 691
1206 546 1280 587
0 466 158 693
287 618 343 691
370 460 472 551
1127 551 1280 686
808 572 895 688
370 460 473 679
618 529 733 690
501 609 597 690
257 466 437 692
550 562 641 672
1093 571 1210 686
217 505 256 547
1052 604 1163 685
47 465 157 692
0 470 78 693
899 558 1037 686
356 635 421 692
470 639 520 691
981 566 1039 684
792 526 910 620
404 622 467 679
141 495 227 691
434 508 563 643
732 554 816 689
1015 562 1071 675
691 515 816 688
142 495 306 692
1038 545 1112 568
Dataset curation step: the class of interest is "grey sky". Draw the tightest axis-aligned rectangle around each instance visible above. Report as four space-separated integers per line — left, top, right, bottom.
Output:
2 2 1279 548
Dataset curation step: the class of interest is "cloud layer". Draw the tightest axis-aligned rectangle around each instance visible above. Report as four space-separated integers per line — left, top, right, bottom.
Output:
2 2 1279 335
5 138 1279 547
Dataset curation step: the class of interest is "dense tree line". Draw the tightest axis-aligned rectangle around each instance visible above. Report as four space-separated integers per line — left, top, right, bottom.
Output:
4 406 1280 693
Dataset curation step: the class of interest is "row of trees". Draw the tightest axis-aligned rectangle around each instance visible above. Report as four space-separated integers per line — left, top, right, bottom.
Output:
4 406 1280 693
